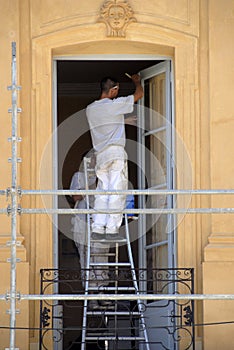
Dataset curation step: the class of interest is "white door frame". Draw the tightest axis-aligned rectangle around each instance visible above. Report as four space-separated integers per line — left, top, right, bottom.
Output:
137 60 176 273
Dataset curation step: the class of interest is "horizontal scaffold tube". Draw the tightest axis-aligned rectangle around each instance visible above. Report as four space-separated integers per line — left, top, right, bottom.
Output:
19 208 234 214
0 293 234 301
19 189 234 195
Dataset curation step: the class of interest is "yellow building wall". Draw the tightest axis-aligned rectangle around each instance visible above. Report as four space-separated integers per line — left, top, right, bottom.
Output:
203 0 234 349
210 0 234 233
0 0 233 349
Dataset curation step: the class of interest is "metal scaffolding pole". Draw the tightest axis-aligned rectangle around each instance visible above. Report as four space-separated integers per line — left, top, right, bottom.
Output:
7 41 21 350
20 188 234 195
18 207 234 214
0 292 234 302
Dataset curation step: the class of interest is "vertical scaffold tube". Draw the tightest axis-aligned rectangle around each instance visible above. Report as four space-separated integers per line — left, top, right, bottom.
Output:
9 41 20 350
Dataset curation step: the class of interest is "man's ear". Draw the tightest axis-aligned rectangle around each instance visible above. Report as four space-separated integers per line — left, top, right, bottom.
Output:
109 89 116 98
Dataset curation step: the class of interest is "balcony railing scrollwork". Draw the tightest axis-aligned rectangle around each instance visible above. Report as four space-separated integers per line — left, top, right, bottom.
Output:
39 268 194 350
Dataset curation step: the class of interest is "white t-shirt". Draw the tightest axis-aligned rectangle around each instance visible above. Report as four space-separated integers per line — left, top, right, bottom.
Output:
86 95 134 153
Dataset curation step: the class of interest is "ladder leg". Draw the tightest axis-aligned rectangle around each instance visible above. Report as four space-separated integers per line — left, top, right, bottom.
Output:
81 157 92 350
124 214 150 350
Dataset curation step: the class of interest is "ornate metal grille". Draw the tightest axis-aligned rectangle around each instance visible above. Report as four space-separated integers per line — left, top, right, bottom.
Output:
39 268 194 350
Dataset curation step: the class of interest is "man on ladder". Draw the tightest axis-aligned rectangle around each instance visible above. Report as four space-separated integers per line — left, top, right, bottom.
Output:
83 74 150 349
86 73 143 240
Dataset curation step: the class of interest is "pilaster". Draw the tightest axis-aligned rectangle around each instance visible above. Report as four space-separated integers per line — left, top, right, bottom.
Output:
204 233 234 261
0 233 27 262
203 233 234 349
0 261 29 350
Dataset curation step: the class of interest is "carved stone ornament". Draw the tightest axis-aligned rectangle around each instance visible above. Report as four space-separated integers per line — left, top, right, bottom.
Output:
98 0 136 37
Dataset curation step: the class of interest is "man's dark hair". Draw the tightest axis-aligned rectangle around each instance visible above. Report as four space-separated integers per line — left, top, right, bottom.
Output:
100 77 118 93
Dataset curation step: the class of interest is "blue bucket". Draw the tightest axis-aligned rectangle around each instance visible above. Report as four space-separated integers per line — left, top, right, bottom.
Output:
126 194 135 218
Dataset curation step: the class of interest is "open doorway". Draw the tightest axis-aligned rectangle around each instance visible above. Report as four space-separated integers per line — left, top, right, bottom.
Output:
54 58 175 349
56 59 162 270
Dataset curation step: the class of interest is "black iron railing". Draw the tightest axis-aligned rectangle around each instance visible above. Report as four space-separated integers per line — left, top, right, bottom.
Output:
39 268 194 350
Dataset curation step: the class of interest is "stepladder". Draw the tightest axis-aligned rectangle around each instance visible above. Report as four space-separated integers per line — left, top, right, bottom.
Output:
81 157 150 350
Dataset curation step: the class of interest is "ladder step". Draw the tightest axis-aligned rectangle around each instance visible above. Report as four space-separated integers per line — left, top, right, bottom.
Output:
87 311 141 316
90 262 131 267
88 286 136 291
90 252 116 256
85 336 145 341
90 238 127 243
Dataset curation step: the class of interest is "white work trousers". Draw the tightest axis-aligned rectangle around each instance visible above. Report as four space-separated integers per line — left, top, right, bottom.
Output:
92 158 128 234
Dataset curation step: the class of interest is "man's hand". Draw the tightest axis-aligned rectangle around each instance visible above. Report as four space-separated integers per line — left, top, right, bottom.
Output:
131 73 144 102
125 115 137 126
131 74 141 85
